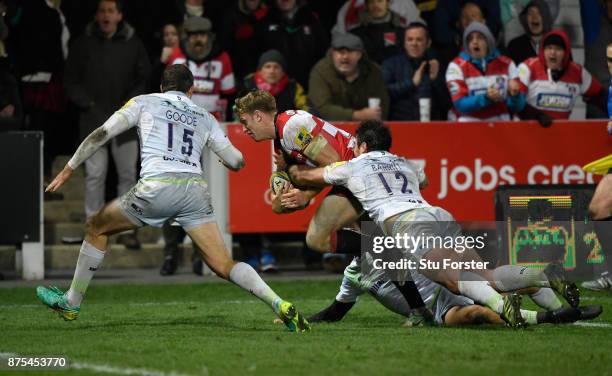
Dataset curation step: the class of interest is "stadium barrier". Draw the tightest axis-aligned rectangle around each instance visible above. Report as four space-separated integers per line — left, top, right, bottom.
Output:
0 132 44 279
226 120 610 233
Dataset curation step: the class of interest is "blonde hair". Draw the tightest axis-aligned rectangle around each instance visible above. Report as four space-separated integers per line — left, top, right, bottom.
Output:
234 90 277 115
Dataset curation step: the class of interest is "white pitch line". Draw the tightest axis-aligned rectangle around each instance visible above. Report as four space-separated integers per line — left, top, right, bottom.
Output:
580 296 612 301
71 362 201 376
573 322 612 328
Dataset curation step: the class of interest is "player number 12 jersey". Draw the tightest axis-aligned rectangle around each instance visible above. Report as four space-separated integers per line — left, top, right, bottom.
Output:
323 151 431 226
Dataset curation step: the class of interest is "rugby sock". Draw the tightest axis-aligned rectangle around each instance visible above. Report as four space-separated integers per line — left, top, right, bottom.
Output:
529 288 563 310
520 309 538 325
458 271 504 314
491 265 548 291
229 262 282 314
308 299 355 322
330 229 366 256
65 241 105 307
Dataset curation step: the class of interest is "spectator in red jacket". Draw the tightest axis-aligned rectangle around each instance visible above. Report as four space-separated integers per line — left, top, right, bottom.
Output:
445 22 524 121
515 30 607 123
168 16 236 120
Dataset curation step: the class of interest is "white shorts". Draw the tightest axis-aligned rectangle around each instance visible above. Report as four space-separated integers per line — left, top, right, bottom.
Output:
118 173 215 230
390 206 461 261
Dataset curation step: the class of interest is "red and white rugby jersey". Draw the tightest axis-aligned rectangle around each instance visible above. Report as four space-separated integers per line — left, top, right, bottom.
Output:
516 57 602 119
274 110 356 166
446 54 518 121
170 52 236 114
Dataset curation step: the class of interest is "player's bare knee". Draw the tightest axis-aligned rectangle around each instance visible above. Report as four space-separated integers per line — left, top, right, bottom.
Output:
305 230 329 253
85 215 102 238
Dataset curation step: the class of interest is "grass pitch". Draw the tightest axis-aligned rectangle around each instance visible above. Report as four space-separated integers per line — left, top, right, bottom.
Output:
0 279 611 375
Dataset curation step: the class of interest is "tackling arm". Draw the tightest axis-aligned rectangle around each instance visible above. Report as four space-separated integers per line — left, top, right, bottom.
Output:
287 164 329 188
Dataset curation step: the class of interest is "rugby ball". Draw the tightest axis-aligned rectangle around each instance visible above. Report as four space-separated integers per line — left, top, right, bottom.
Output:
270 171 291 195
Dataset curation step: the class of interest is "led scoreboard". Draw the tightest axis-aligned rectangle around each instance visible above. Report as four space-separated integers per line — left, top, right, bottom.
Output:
495 185 605 279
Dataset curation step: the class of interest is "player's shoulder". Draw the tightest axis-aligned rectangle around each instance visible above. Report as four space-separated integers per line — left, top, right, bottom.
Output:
119 95 148 110
277 110 316 136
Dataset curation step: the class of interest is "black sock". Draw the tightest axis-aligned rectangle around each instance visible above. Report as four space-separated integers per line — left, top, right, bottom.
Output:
308 299 355 322
331 229 367 256
392 280 426 309
537 307 581 324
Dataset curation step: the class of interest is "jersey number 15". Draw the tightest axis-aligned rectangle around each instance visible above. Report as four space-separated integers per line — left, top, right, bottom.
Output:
167 123 194 157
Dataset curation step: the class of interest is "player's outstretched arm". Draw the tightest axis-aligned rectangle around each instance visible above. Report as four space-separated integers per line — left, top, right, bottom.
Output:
47 112 133 192
46 165 73 193
215 144 245 172
287 165 328 187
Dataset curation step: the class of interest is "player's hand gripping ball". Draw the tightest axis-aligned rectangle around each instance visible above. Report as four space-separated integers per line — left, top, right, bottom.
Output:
270 171 291 195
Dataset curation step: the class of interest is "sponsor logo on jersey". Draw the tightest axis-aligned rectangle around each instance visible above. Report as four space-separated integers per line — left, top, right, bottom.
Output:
295 127 313 149
536 93 572 110
163 155 198 167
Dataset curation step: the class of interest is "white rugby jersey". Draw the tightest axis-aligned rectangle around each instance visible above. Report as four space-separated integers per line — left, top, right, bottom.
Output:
323 151 430 226
117 91 232 178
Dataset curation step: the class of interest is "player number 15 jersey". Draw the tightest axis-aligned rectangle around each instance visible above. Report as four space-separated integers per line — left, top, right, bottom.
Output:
117 91 232 178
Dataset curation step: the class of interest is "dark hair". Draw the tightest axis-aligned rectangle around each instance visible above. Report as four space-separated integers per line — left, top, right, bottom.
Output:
405 22 430 39
98 0 123 13
460 1 488 22
161 64 194 93
355 120 392 152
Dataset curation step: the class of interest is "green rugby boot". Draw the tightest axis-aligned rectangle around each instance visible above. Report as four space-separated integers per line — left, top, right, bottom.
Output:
500 293 527 329
278 301 311 333
36 286 80 321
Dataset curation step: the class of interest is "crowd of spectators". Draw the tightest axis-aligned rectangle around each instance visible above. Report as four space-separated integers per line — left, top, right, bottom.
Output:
1 0 609 133
0 0 610 267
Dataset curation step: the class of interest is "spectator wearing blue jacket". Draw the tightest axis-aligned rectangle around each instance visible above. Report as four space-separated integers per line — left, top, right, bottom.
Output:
382 23 451 120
